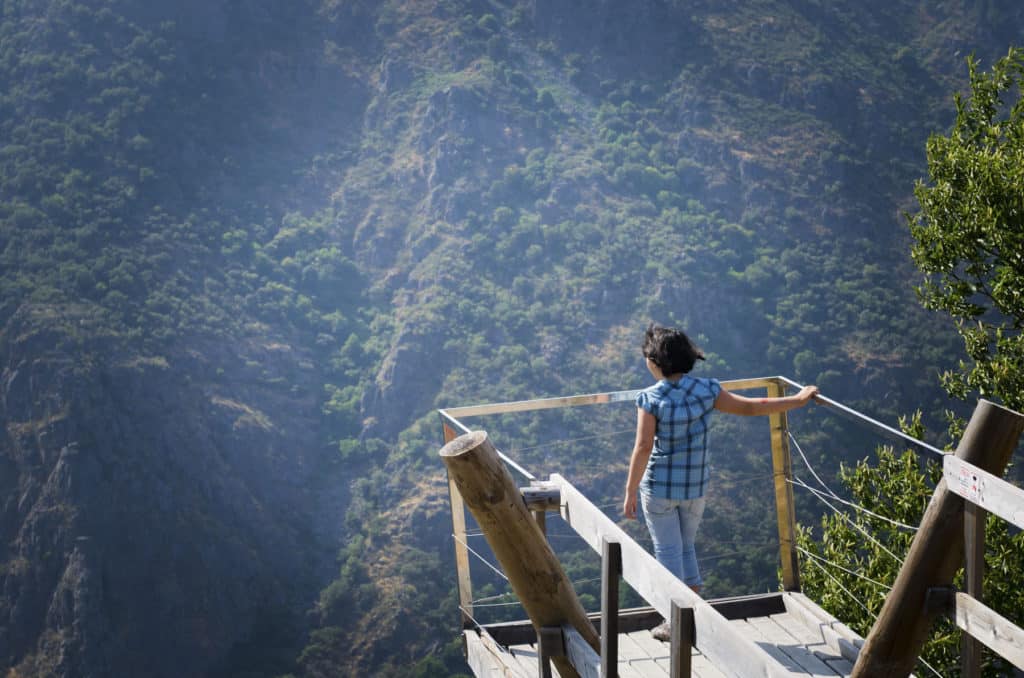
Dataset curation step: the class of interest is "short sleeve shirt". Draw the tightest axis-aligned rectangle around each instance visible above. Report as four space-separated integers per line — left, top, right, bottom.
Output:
635 376 722 500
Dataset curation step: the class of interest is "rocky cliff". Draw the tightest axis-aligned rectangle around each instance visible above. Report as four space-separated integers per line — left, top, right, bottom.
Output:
1 304 345 676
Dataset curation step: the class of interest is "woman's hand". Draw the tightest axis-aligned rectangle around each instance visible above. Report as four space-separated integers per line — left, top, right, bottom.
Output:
796 385 819 404
623 488 638 520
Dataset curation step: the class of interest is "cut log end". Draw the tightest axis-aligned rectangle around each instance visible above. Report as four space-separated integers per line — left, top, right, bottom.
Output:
439 430 488 458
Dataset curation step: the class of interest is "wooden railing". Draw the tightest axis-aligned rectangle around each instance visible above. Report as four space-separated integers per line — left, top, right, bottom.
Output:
850 399 1024 677
439 378 1024 677
943 453 1024 674
438 376 806 630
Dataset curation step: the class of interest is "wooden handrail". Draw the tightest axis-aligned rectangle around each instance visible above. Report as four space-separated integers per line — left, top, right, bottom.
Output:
553 472 795 677
853 400 1024 677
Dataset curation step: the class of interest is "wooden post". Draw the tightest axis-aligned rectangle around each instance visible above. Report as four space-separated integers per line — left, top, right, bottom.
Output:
962 501 985 678
440 431 599 678
442 421 474 629
767 380 800 591
537 626 563 678
852 400 1024 677
670 601 694 678
601 539 621 678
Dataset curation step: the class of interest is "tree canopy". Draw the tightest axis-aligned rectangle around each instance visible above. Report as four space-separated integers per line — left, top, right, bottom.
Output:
910 46 1024 411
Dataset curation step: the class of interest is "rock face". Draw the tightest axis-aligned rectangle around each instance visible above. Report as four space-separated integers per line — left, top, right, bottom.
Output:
0 305 343 677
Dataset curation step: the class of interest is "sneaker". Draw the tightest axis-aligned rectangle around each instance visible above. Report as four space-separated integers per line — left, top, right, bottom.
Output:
651 620 671 642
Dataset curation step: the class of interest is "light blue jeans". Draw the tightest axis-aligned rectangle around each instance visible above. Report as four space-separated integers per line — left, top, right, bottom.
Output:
640 493 706 588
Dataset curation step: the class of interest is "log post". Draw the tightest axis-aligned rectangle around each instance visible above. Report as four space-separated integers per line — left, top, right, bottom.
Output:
852 400 1024 677
440 431 600 678
442 421 474 629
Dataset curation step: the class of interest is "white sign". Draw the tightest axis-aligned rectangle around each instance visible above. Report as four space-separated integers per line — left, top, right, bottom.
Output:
955 464 984 505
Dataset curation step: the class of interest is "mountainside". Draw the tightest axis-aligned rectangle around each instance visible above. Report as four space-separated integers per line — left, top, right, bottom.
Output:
2 1 1023 676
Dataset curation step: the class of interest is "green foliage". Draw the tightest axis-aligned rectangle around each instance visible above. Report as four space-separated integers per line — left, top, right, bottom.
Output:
798 442 1024 676
796 446 952 671
910 47 1024 411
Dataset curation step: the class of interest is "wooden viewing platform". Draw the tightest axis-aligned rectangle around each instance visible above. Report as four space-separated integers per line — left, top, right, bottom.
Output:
439 377 1024 678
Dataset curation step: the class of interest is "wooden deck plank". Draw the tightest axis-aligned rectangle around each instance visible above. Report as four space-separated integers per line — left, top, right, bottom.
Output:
768 612 849 673
625 630 671 660
620 658 660 677
508 644 539 676
617 630 655 661
748 616 843 676
823 657 855 676
628 628 736 678
626 625 735 677
729 618 808 672
781 593 863 665
655 654 728 678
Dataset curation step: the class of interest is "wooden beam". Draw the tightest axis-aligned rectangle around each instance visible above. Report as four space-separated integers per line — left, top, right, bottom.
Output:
464 629 534 678
440 432 599 678
954 591 1024 671
564 626 602 678
523 481 560 536
442 391 629 418
440 378 778 419
853 400 1024 677
485 607 663 647
710 592 785 620
944 455 1024 530
554 473 796 678
522 481 561 510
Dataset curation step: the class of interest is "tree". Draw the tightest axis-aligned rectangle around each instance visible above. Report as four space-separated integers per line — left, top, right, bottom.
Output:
799 49 1024 677
909 47 1024 411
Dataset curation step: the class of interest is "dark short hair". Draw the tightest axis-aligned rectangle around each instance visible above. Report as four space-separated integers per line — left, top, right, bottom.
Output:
643 323 705 375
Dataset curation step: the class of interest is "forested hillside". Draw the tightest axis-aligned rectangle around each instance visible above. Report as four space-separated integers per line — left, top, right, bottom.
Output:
1 1 1021 676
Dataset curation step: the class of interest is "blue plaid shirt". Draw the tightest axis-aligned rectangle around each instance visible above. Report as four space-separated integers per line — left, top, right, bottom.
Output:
636 376 722 500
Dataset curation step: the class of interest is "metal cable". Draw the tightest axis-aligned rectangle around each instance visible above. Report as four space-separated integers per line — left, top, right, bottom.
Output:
790 474 906 565
801 550 875 617
452 534 509 582
796 545 893 592
509 428 634 454
789 430 841 498
789 432 920 531
469 600 525 609
790 477 920 532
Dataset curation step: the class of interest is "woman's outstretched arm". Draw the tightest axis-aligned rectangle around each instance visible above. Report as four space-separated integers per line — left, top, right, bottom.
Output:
714 385 818 416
